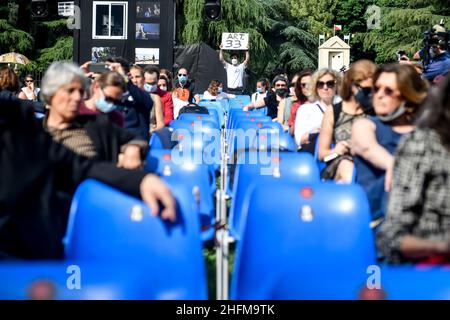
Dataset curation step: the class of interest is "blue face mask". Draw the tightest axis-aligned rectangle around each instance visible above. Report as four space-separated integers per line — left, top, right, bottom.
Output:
95 98 117 113
256 87 264 94
178 75 187 84
144 83 158 93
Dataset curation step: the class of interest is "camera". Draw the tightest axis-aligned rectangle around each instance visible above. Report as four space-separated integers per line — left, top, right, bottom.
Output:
397 50 407 62
422 20 450 66
88 63 109 74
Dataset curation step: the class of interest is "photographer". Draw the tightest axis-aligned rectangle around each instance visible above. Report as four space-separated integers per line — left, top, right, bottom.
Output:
413 24 450 82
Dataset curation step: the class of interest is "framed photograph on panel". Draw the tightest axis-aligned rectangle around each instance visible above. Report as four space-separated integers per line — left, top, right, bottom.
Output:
135 48 160 65
137 2 161 18
136 23 160 40
92 47 117 63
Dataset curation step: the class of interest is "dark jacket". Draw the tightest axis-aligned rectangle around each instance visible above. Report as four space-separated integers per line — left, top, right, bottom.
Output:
123 82 153 141
0 98 147 260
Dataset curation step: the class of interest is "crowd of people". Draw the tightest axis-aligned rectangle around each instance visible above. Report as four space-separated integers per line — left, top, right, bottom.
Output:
1 27 450 265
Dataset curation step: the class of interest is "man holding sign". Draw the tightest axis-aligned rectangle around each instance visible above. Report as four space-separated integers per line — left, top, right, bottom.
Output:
219 33 250 94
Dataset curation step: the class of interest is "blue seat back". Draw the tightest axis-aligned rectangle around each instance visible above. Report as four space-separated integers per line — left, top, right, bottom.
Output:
377 266 450 300
231 181 375 299
0 262 203 299
229 151 320 239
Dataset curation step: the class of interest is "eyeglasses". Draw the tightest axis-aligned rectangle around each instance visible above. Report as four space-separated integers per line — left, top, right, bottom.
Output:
373 85 398 97
275 83 287 88
317 80 335 89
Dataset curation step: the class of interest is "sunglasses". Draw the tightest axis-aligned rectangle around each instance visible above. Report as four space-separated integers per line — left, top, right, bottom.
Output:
25 80 34 83
178 74 187 77
317 80 335 89
373 85 398 97
101 89 124 105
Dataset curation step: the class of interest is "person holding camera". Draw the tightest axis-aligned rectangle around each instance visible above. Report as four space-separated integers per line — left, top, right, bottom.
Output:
413 24 450 82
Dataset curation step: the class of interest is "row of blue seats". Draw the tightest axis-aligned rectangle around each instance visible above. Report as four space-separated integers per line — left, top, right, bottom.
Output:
1 178 449 299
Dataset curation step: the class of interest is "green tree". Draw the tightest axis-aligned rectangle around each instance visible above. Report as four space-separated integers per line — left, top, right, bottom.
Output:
287 0 339 35
362 0 450 63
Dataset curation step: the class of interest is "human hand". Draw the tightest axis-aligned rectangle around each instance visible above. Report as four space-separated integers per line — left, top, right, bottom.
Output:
80 61 92 74
334 140 350 156
140 174 176 222
118 145 143 170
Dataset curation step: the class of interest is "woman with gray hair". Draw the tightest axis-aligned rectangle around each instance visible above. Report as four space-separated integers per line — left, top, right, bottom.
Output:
294 68 342 153
42 61 147 170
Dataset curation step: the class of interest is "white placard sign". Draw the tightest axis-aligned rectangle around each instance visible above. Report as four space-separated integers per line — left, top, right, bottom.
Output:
221 33 249 50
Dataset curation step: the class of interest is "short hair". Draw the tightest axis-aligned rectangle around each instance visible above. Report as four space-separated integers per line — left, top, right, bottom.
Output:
309 68 341 102
40 61 88 105
272 75 288 87
106 57 130 74
0 66 19 92
130 65 144 77
340 60 377 101
257 78 270 90
96 71 127 92
373 64 428 119
144 65 160 78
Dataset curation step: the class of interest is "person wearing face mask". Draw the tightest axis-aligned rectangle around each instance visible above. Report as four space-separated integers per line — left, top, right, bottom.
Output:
351 64 428 225
244 75 289 119
251 78 269 104
43 63 148 171
219 44 250 94
318 60 377 183
173 67 200 118
143 66 173 126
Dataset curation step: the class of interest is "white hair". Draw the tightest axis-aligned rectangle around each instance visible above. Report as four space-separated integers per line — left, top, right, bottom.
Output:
40 61 88 105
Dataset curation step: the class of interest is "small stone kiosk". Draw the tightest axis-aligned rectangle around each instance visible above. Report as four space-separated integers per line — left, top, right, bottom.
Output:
318 36 351 72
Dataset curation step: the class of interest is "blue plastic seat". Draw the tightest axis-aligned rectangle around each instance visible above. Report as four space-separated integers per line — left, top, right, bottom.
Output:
145 150 216 239
177 114 219 128
374 265 450 300
231 180 375 299
232 95 251 106
0 262 200 299
251 130 297 152
229 151 320 240
62 179 207 298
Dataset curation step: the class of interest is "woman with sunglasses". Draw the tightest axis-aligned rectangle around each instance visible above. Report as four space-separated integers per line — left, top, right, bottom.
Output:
287 70 313 136
318 60 377 183
43 63 147 170
377 74 450 264
351 64 428 226
294 68 341 153
18 74 40 102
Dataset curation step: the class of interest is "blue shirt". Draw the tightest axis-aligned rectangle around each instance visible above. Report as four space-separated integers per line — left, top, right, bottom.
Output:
423 51 450 81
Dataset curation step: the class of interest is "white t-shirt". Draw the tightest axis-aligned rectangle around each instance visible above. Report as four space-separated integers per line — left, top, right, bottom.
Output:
294 96 342 147
202 91 236 100
224 63 245 89
251 92 267 104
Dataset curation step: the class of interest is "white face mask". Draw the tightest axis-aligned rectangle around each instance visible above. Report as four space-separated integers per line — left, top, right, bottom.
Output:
231 58 238 66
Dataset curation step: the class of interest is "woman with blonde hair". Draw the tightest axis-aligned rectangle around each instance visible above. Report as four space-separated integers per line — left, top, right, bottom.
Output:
294 68 341 153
